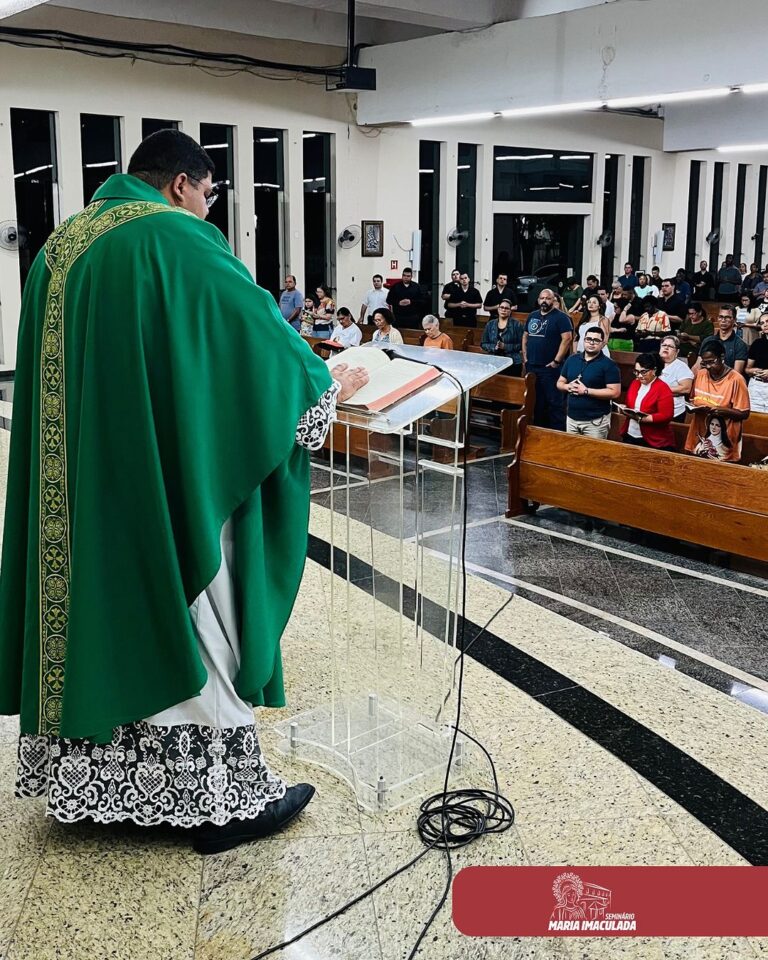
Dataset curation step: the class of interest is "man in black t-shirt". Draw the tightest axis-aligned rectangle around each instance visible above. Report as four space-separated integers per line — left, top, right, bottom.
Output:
386 267 426 329
658 279 687 327
483 272 518 317
447 272 483 327
441 269 461 321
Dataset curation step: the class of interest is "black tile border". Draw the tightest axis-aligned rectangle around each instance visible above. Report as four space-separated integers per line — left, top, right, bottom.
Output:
307 533 768 865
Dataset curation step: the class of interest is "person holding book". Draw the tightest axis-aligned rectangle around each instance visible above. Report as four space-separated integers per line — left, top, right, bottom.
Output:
619 353 676 450
333 307 362 349
299 296 315 337
421 315 454 349
371 307 404 346
557 326 621 439
685 340 750 463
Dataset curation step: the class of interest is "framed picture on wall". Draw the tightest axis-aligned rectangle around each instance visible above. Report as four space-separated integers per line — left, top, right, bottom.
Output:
662 222 676 252
361 220 384 257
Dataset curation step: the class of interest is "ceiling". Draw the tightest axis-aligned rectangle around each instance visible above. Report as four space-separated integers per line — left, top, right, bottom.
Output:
2 0 624 50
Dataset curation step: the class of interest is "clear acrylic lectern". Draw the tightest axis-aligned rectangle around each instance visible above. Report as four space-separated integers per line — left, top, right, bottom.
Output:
274 346 512 810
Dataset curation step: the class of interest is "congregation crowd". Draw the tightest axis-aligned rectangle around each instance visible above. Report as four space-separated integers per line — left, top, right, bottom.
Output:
275 258 768 465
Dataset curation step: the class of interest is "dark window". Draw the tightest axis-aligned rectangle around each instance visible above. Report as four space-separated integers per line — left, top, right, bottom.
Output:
10 108 59 289
80 113 121 204
200 123 234 248
456 143 477 278
710 161 725 269
493 147 593 203
685 160 702 274
303 131 333 295
756 166 768 268
627 156 646 269
733 163 748 266
141 118 179 138
253 128 286 299
600 153 619 287
419 141 441 313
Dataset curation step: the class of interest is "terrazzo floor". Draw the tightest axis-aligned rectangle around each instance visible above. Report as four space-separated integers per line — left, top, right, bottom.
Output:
0 437 766 959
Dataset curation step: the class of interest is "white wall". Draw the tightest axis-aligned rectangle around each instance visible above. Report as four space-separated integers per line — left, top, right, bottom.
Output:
1 41 767 364
357 0 768 125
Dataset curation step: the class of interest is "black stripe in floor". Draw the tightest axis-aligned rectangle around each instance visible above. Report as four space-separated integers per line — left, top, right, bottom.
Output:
307 533 768 866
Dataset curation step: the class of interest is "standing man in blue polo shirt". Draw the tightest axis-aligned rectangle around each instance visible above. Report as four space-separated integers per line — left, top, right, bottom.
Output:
522 288 573 430
617 262 638 292
278 274 304 330
557 326 621 439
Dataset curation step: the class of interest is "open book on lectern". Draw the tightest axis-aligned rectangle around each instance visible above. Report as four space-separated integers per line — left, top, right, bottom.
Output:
325 346 440 412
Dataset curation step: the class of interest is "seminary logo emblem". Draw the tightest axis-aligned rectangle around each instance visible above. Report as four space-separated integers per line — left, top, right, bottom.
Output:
548 872 635 932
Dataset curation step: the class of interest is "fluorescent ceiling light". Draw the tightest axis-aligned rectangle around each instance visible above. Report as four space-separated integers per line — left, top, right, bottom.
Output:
501 100 602 118
529 186 559 191
411 112 496 127
717 143 768 153
253 182 281 188
418 168 434 174
560 155 590 160
457 164 470 170
14 163 53 177
495 154 553 161
558 182 574 189
605 87 731 109
84 160 118 168
258 137 279 143
742 83 768 95
302 178 313 183
202 142 229 149
302 133 317 138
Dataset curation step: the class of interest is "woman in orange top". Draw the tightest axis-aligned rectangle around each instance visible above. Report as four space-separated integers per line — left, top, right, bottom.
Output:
685 340 750 462
421 315 454 349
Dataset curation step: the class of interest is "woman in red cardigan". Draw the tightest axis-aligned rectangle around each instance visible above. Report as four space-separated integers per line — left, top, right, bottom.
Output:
620 352 677 450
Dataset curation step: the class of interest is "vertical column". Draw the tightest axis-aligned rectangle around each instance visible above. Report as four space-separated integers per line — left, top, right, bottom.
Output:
476 142 494 287
123 114 143 161
233 121 255 273
439 138 458 286
588 151 606 279
698 159 714 269
56 108 83 220
742 165 759 267
285 126 305 288
720 161 736 260
0 105 20 366
615 155 632 268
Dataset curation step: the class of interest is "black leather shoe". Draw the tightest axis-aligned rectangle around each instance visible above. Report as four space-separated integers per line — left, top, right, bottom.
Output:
192 783 315 855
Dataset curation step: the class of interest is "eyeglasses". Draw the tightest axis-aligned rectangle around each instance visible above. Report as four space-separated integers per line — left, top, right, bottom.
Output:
717 314 733 320
584 337 603 344
699 357 719 367
634 368 652 376
189 176 224 209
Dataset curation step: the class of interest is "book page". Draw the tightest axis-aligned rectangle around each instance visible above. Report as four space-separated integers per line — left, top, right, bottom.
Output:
325 345 390 378
341 358 439 410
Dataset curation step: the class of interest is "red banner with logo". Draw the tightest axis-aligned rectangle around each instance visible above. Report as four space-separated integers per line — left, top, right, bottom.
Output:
453 867 768 937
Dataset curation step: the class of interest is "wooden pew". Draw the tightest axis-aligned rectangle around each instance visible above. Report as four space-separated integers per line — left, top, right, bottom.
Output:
506 422 768 563
607 412 768 464
459 344 535 452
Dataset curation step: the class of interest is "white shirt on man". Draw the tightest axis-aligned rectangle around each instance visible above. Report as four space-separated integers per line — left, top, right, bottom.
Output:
660 357 692 419
361 287 389 322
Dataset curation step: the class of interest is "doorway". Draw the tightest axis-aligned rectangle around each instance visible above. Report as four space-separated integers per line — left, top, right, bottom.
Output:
493 213 584 308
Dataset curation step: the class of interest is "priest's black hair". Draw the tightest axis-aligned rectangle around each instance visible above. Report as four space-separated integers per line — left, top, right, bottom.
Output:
127 129 214 190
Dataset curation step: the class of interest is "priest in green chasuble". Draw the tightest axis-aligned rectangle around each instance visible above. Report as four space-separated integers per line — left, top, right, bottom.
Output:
0 130 367 855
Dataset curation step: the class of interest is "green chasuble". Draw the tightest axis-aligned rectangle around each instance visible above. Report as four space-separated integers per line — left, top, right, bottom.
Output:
0 174 332 742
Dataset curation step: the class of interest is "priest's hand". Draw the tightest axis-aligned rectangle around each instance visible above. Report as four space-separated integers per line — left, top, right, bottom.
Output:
333 364 370 401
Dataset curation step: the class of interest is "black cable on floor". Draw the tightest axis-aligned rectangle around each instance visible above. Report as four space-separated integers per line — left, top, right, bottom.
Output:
250 376 515 960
